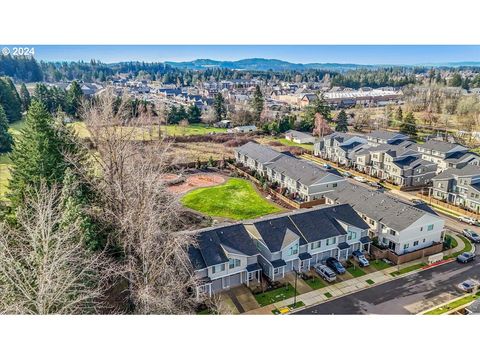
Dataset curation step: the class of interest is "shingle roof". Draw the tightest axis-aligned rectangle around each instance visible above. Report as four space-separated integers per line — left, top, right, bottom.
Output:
286 130 315 140
418 139 466 153
250 216 306 252
367 130 408 141
194 224 258 267
432 164 480 181
325 183 435 231
444 151 480 164
235 141 283 165
265 155 342 186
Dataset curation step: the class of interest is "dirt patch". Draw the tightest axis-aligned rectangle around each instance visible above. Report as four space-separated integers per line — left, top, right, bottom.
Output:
168 173 227 194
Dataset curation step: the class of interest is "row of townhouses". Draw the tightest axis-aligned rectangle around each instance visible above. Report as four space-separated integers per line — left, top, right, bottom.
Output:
235 142 345 201
314 130 480 187
430 164 480 212
325 183 445 255
188 204 371 296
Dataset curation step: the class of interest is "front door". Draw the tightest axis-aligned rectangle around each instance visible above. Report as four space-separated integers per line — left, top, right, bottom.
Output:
388 241 396 251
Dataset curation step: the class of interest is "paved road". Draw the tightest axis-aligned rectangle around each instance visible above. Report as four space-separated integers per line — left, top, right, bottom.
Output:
296 245 480 315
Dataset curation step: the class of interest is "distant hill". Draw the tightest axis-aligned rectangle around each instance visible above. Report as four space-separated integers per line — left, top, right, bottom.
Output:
165 58 378 72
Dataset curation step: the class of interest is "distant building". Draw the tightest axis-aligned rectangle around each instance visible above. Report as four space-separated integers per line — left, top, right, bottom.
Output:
229 125 257 133
285 130 316 144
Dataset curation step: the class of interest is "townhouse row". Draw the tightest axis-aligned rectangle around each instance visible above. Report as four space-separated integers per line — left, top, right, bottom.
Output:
189 187 445 296
234 141 345 201
188 204 372 296
314 130 480 188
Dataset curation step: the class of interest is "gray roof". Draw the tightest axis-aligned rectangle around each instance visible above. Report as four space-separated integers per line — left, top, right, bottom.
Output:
193 224 258 268
265 155 343 186
444 151 480 164
432 164 480 181
367 130 408 141
235 141 283 165
286 130 315 140
418 140 466 153
247 204 368 252
393 155 434 170
325 183 436 231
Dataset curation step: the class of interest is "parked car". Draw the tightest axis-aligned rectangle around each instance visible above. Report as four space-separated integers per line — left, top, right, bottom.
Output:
322 163 331 169
463 229 480 243
314 264 337 283
458 216 478 226
368 181 382 189
458 279 480 293
326 257 346 274
457 252 476 263
412 199 426 205
342 171 353 178
352 250 370 267
353 176 367 183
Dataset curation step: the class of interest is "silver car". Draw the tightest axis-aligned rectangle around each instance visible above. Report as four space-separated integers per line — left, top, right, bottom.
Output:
314 264 337 283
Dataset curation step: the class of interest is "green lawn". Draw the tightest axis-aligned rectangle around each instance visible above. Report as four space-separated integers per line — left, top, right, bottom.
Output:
0 119 27 199
346 266 366 277
371 260 392 271
276 138 314 151
324 292 333 298
391 263 426 277
305 276 327 290
161 124 227 136
254 283 297 307
366 279 375 285
181 178 282 220
425 292 480 315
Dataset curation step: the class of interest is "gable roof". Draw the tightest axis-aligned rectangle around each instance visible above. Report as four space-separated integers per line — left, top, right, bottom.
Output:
235 141 283 165
285 130 315 140
249 216 306 252
418 139 466 153
194 224 258 267
367 130 408 141
325 183 437 231
432 164 480 181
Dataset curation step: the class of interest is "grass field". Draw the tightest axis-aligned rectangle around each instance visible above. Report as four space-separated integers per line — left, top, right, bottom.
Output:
181 178 282 220
276 138 314 151
425 292 480 315
391 263 426 277
305 276 327 290
67 122 228 140
346 266 366 277
0 119 27 199
371 260 392 271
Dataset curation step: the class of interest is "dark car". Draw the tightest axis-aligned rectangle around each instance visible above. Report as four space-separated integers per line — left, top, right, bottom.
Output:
457 252 476 264
352 250 370 267
326 257 346 274
368 181 383 189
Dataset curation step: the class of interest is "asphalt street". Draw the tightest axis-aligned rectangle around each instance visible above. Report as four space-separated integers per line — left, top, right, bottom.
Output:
296 245 480 315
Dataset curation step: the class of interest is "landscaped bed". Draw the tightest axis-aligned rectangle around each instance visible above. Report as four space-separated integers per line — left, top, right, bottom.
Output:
272 301 305 314
346 266 366 277
391 263 426 277
425 292 480 315
371 259 392 271
254 283 297 307
304 276 327 290
181 178 282 220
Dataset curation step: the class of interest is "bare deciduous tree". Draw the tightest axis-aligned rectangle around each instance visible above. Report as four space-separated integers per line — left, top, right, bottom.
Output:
82 90 202 314
0 185 110 314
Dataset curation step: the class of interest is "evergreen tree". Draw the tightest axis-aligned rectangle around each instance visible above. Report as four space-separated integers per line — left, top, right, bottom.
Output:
213 93 227 122
9 100 69 207
187 104 201 123
19 83 31 112
66 80 83 118
0 77 22 122
335 110 348 132
301 93 332 131
395 106 403 125
448 73 463 87
0 104 13 153
250 85 264 123
399 112 417 137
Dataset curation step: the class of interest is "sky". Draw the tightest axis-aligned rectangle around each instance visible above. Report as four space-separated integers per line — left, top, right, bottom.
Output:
6 45 480 65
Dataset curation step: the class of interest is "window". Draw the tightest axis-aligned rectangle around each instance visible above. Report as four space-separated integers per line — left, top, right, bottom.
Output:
413 240 419 246
333 183 337 188
228 258 241 269
326 237 336 246
404 244 409 250
289 244 299 256
311 241 322 250
427 224 434 231
390 229 396 236
420 227 423 231
273 268 280 275
370 220 375 226
212 263 226 274
347 231 357 240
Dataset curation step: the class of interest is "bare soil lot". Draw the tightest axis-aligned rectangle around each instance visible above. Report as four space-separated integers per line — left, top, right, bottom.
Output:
168 173 227 194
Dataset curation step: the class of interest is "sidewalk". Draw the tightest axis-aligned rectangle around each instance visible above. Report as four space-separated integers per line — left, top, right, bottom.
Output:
244 235 466 315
